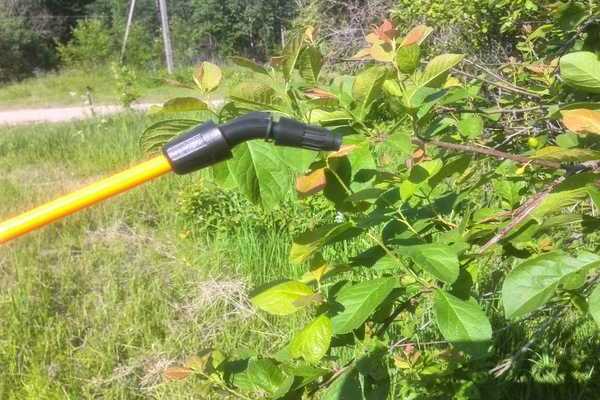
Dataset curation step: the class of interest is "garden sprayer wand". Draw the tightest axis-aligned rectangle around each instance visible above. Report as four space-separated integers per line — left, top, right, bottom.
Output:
0 112 341 245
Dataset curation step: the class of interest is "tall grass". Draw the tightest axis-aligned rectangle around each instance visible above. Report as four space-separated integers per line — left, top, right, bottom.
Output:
0 114 304 399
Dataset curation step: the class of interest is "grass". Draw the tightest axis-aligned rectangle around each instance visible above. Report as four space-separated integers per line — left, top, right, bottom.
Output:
0 114 307 399
0 65 250 109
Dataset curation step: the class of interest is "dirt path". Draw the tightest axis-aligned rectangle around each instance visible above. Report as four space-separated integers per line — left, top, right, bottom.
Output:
0 103 158 126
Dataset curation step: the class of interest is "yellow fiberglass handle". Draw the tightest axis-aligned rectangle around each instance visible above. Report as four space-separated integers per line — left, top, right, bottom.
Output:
0 155 172 245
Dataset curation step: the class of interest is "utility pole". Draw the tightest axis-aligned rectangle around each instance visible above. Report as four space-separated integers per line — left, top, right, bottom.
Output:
120 0 137 64
157 0 175 74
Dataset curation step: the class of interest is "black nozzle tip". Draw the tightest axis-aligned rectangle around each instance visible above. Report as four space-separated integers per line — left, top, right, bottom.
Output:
272 117 342 152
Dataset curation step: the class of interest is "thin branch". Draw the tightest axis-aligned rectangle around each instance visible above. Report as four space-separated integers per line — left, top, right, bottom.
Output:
463 59 544 98
411 137 562 169
438 106 546 115
452 68 542 99
479 175 566 254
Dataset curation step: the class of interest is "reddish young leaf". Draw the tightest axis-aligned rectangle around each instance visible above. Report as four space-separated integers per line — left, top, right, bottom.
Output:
373 19 398 43
296 168 327 197
304 88 336 99
164 367 193 381
400 25 433 48
328 144 357 158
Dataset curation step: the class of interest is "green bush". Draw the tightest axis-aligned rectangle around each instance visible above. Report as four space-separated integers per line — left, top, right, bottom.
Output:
57 19 114 68
0 17 56 82
390 0 577 52
141 9 600 396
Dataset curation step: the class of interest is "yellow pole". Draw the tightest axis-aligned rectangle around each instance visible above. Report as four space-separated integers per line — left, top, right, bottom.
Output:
0 155 173 245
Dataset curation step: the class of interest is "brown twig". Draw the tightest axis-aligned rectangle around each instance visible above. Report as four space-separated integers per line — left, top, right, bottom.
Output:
463 59 544 99
452 68 542 99
411 137 561 169
478 175 566 254
438 106 546 115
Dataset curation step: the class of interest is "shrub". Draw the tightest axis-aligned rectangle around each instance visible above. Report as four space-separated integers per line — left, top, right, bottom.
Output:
57 19 114 68
390 0 590 55
0 16 56 82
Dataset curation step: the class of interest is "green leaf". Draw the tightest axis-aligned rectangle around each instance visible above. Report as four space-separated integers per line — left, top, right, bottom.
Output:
588 285 600 328
433 290 492 357
251 280 314 316
140 118 200 153
230 56 269 75
229 81 279 112
352 65 388 119
420 54 464 88
456 115 484 138
291 222 357 264
193 62 222 93
372 255 401 271
330 277 397 334
385 130 412 155
402 244 460 284
297 46 323 85
502 251 600 319
246 358 294 398
321 367 362 400
395 44 421 74
152 97 209 114
556 133 579 148
282 32 305 82
531 146 600 162
531 173 600 221
289 315 333 363
227 141 293 208
560 52 600 94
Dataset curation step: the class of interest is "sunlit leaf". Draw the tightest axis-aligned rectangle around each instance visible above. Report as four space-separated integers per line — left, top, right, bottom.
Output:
282 32 305 82
251 281 314 315
420 54 464 88
433 290 492 358
330 277 397 334
531 146 600 162
502 251 600 319
290 315 333 363
247 358 294 398
370 43 394 63
561 109 600 135
291 222 358 264
402 243 460 284
193 62 222 93
456 115 484 138
560 51 600 94
297 46 323 85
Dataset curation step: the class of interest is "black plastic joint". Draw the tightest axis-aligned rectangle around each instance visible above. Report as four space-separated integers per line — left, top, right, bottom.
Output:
163 121 232 175
272 117 342 152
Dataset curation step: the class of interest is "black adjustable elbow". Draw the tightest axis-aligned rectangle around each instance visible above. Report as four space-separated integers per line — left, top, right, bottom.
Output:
162 112 342 175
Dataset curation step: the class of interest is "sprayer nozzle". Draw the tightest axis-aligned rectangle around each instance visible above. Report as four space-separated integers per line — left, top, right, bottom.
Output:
163 113 342 175
272 117 342 152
